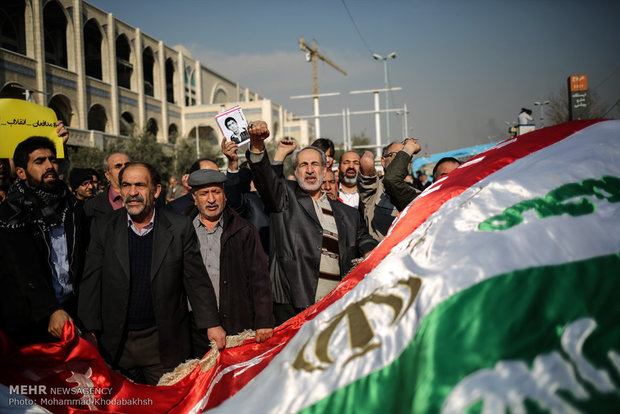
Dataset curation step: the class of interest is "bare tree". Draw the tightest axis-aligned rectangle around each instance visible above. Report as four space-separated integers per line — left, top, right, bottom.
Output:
547 86 610 125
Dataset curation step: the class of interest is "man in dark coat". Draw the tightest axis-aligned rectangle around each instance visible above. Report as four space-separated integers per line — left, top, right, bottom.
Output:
0 136 86 344
184 169 274 356
246 122 378 325
78 162 224 385
383 138 423 212
357 140 420 241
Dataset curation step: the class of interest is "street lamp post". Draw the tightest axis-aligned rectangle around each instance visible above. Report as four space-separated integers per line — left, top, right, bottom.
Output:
373 52 397 139
534 100 550 128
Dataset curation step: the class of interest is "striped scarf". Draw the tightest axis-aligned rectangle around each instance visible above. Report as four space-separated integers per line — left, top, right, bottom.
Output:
0 179 69 231
312 194 340 302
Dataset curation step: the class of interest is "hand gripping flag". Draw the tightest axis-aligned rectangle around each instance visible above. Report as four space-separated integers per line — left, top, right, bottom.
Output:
1 120 619 413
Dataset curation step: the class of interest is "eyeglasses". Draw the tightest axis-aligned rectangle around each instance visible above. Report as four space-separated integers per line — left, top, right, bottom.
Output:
385 152 399 158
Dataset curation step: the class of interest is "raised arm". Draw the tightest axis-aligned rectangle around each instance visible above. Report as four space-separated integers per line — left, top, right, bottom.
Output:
357 150 380 205
221 137 245 212
272 139 297 179
246 121 288 213
383 138 421 211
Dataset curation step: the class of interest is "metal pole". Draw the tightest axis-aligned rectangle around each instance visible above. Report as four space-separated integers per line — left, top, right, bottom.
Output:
313 96 320 137
374 91 382 157
195 122 200 157
341 108 347 149
403 103 408 138
383 59 390 139
346 107 351 151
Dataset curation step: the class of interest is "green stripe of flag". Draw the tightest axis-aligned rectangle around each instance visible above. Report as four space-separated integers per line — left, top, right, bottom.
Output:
301 253 620 414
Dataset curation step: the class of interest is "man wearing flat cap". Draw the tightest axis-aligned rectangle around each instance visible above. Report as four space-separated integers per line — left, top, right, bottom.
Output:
186 169 274 356
79 162 225 385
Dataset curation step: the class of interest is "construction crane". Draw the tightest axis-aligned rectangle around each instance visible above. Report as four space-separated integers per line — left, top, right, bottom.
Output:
299 37 347 95
297 37 347 137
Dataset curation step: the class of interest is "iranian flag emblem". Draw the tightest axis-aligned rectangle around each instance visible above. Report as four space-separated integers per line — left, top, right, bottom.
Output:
1 120 619 413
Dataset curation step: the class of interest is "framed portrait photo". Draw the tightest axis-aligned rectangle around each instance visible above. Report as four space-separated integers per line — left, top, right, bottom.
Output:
215 106 250 146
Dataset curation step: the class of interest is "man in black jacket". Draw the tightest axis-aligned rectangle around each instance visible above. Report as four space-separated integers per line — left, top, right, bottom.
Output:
0 136 86 344
78 162 224 384
246 122 378 324
185 169 274 357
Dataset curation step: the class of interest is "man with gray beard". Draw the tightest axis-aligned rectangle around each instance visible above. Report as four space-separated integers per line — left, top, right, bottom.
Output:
246 122 377 324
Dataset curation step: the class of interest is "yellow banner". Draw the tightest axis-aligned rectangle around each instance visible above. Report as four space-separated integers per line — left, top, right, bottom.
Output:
0 98 64 158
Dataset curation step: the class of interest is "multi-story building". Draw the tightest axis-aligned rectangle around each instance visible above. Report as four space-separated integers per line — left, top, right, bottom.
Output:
0 0 313 151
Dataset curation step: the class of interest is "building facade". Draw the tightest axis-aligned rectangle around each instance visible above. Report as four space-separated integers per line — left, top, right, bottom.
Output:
0 0 313 150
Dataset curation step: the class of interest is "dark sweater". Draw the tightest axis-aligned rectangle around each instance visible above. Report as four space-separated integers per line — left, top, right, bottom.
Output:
127 229 156 330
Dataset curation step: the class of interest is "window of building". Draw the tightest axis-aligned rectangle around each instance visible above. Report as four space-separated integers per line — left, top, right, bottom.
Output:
0 2 26 54
88 104 107 132
184 66 196 106
146 117 158 137
168 123 178 144
48 94 73 126
143 47 155 97
84 19 103 80
165 58 175 104
120 111 134 136
116 35 132 89
43 1 68 68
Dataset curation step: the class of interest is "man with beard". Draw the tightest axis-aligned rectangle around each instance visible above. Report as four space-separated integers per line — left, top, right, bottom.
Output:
338 151 361 208
79 162 225 385
0 137 86 344
246 122 377 324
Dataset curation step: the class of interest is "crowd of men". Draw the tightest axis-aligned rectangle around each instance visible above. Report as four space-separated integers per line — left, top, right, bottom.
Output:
0 120 462 385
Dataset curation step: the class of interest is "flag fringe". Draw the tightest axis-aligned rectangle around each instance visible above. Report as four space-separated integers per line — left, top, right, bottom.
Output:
158 330 257 386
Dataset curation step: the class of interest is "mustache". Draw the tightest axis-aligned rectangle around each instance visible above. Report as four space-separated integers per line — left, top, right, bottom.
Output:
124 195 144 203
346 168 356 174
42 169 58 178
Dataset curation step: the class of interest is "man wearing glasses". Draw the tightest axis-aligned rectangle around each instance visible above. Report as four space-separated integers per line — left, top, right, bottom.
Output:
358 139 421 242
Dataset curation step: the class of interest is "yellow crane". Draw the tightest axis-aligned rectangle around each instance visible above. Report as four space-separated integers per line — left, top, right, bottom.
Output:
297 37 347 137
299 37 347 95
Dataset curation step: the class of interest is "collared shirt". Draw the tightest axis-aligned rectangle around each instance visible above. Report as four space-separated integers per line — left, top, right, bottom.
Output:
127 210 156 236
338 185 359 209
193 214 224 307
108 187 124 210
48 224 73 303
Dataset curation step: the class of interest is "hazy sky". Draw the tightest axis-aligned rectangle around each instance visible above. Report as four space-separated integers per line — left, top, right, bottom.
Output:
89 0 620 154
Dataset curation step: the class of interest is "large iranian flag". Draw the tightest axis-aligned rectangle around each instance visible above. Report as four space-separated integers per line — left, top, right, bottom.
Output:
1 120 619 413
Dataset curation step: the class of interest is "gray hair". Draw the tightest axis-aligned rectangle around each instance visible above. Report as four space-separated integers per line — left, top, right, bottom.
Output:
103 152 131 171
292 146 327 169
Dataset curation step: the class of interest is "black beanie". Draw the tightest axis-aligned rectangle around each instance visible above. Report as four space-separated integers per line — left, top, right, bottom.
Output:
69 168 92 190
